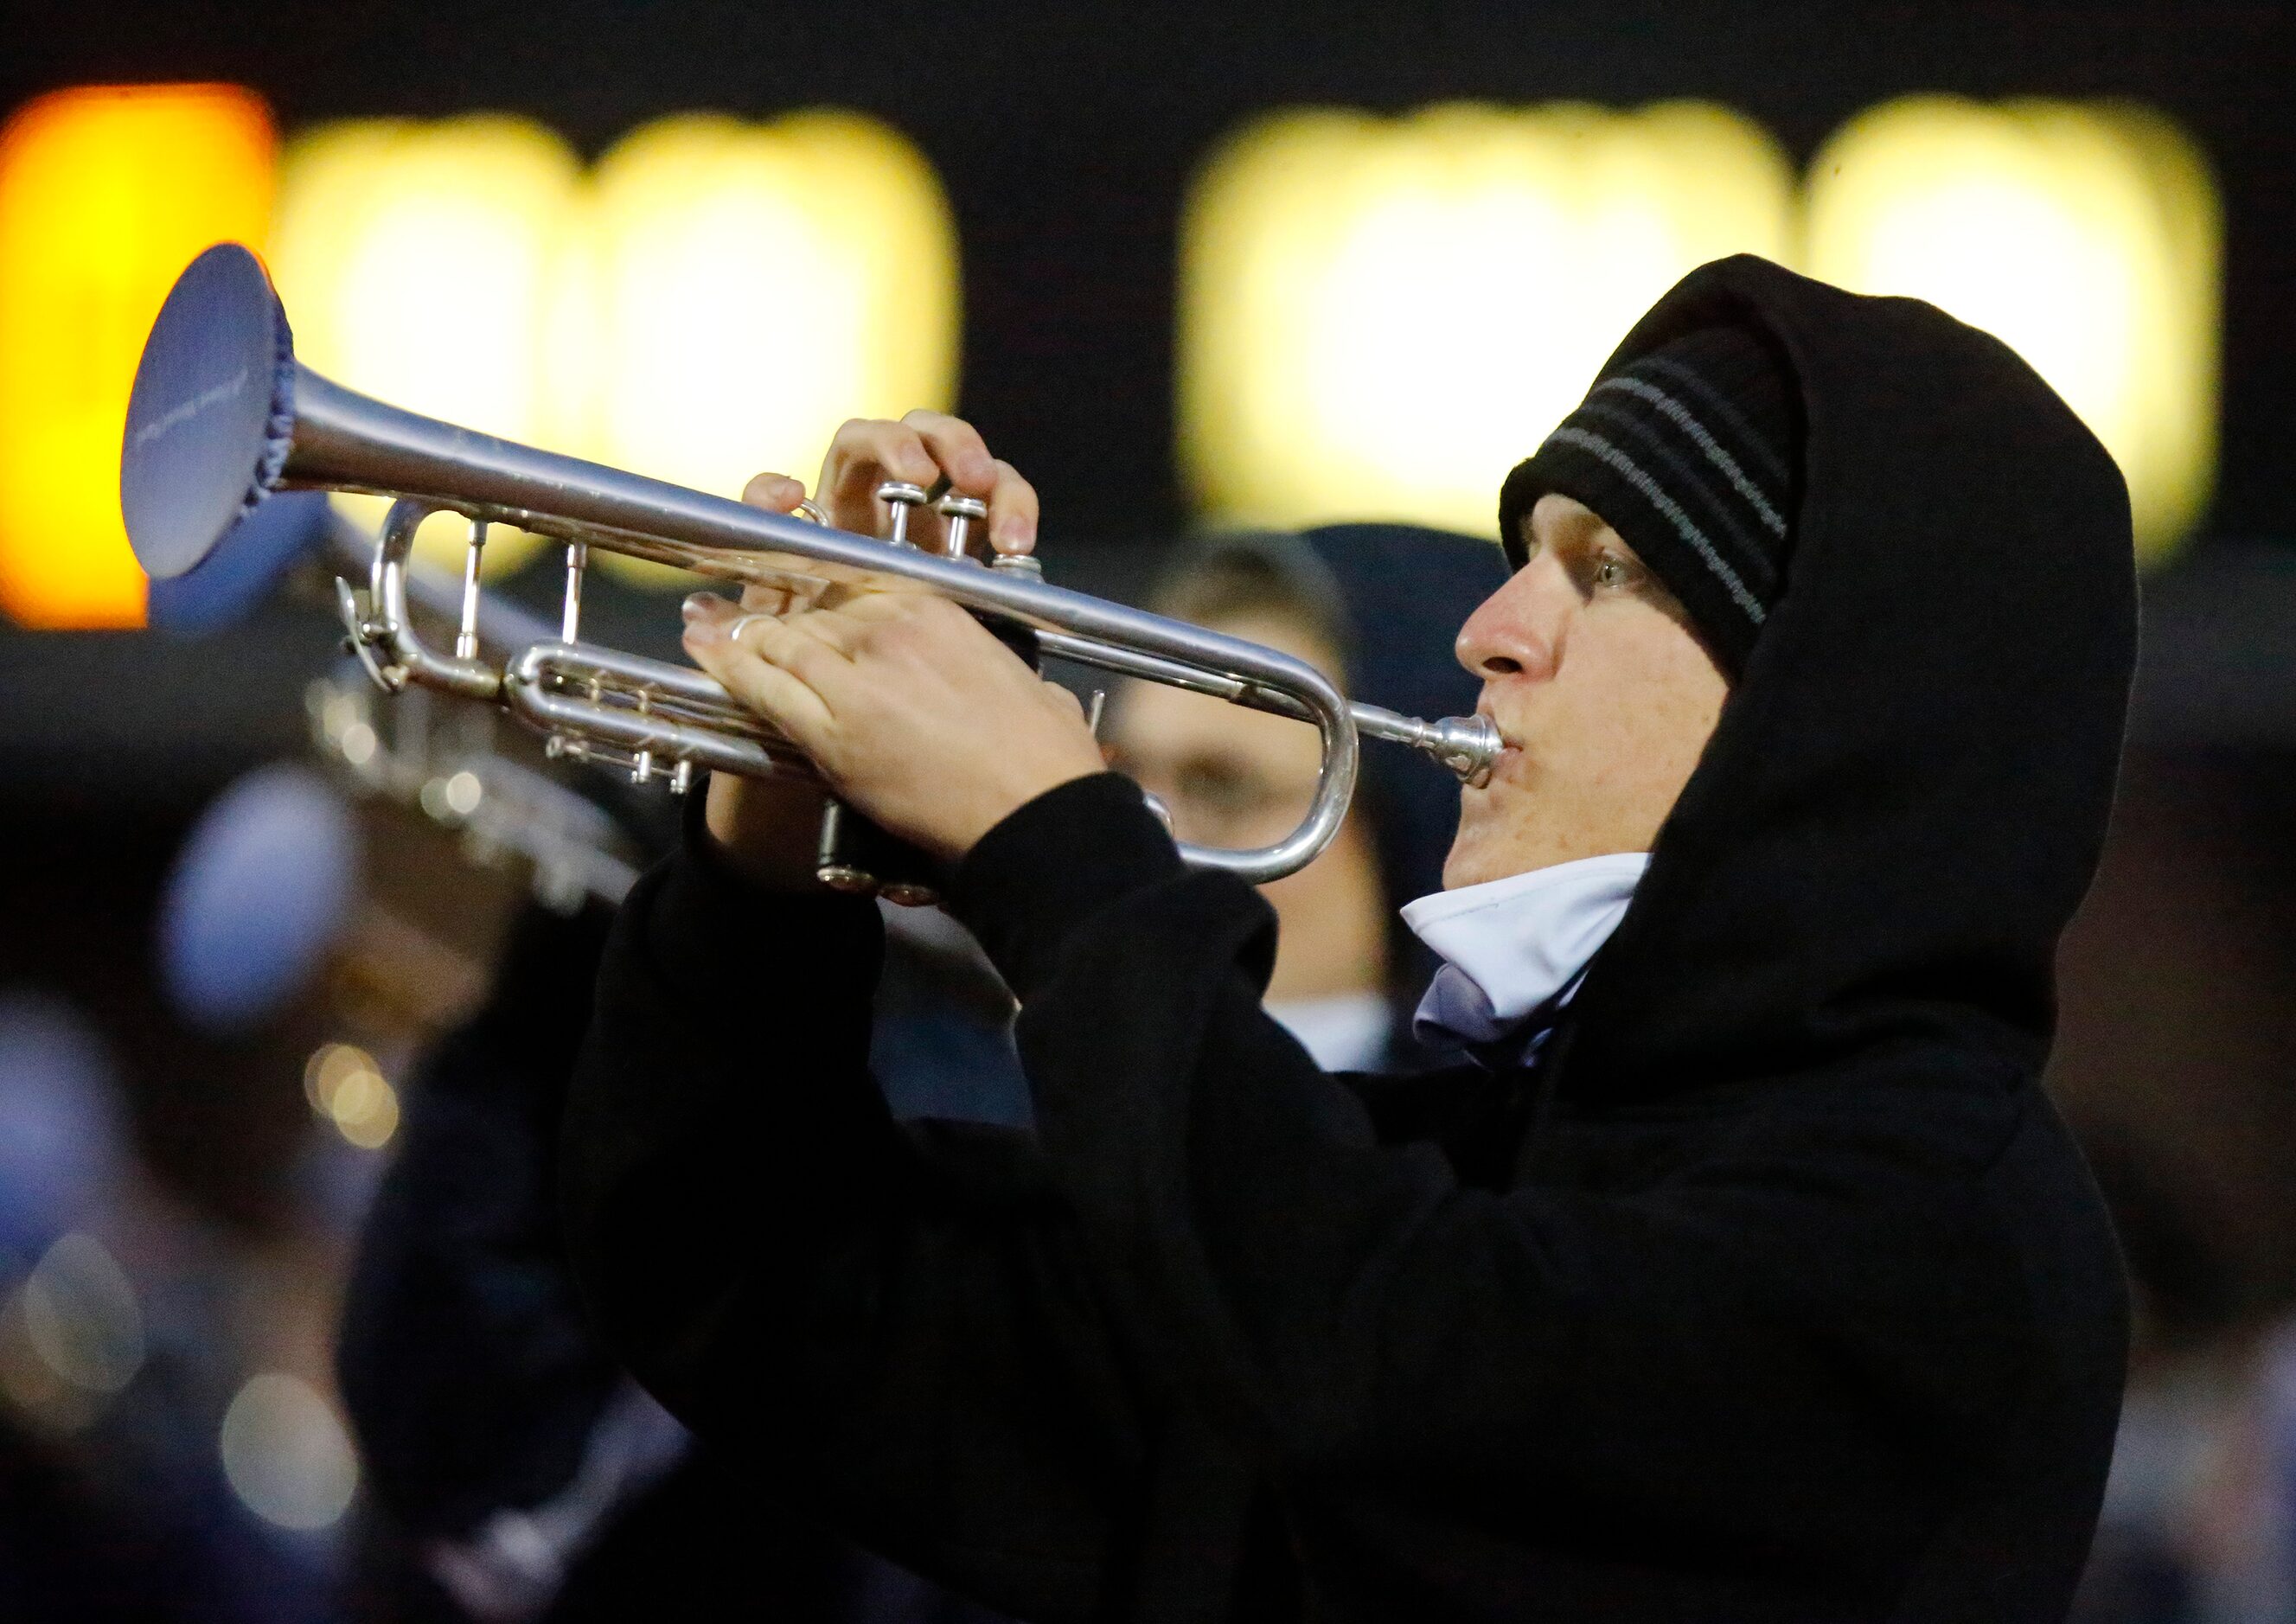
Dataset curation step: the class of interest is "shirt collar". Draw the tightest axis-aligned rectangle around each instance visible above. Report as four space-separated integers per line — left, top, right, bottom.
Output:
1266 991 1394 1073
1401 851 1648 1055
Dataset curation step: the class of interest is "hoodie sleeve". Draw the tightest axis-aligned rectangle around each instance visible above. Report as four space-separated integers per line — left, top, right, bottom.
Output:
557 805 1154 1622
944 773 2044 1570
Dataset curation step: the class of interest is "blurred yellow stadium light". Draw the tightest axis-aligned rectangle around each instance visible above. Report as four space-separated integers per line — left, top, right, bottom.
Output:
267 115 590 578
582 111 958 585
1180 102 1796 534
267 109 956 589
0 85 276 628
1807 97 2220 566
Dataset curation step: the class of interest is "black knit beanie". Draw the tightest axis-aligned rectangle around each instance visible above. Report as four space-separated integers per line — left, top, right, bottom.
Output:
1496 323 1802 676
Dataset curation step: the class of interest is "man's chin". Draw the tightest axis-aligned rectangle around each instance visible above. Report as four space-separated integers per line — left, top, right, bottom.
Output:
1443 793 1585 889
1441 816 1519 891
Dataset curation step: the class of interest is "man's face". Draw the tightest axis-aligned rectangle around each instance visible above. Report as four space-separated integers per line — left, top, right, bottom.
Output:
1444 493 1730 888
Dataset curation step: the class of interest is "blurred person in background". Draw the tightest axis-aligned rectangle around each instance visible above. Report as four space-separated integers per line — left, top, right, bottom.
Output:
2069 1140 2296 1624
2 764 373 1622
567 256 2138 1620
337 886 856 1623
2067 1140 2241 1624
335 795 1024 1623
0 988 188 1620
1109 525 1500 1072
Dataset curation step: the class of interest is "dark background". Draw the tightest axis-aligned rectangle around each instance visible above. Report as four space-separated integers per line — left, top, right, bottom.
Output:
5 0 2291 543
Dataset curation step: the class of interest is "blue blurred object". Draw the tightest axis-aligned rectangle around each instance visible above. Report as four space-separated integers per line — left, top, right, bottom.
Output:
121 242 297 582
157 764 361 1035
0 992 126 1265
147 490 331 635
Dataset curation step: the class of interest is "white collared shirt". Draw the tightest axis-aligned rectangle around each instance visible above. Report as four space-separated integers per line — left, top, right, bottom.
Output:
1401 852 1648 1051
1267 991 1394 1072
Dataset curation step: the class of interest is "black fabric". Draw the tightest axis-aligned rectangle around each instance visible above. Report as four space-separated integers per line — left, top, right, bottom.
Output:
341 901 630 1535
561 253 2135 1621
341 891 1009 1624
337 899 794 1623
1498 322 1803 675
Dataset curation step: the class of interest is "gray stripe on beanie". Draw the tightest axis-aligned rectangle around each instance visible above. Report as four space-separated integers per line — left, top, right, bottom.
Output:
1635 354 1794 488
1593 374 1789 539
1576 399 1781 594
1545 427 1768 621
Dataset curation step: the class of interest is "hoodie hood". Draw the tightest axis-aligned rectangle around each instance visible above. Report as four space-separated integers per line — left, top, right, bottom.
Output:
1550 255 2136 1101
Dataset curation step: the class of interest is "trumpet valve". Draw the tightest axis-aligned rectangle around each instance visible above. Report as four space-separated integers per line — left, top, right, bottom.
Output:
454 519 489 660
875 481 929 547
935 493 987 562
989 551 1043 580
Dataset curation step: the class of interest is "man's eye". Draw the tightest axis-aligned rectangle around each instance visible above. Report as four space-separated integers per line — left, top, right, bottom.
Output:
1593 554 1636 590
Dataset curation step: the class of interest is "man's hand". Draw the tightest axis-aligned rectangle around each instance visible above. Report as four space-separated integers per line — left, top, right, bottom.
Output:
698 412 1093 879
686 589 1103 863
751 408 1039 560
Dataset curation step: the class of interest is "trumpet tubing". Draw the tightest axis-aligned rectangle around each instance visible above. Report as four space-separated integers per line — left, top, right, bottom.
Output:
122 243 1500 888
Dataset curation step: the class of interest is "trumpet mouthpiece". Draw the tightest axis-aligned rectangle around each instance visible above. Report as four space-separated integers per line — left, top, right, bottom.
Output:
1427 713 1503 788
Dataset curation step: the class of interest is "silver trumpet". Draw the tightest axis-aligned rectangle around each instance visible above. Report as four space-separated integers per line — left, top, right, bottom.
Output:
122 243 1500 892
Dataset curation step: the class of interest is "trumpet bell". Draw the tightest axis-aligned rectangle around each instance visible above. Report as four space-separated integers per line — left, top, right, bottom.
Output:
146 490 332 635
122 242 298 583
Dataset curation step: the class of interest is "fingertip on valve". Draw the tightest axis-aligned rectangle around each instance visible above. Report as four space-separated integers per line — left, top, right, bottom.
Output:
742 472 807 510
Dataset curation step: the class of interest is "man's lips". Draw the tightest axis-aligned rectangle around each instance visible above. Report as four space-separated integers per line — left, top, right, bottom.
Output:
1464 713 1525 790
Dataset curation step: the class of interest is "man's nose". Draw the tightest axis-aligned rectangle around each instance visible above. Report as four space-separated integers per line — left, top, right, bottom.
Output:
1455 561 1565 683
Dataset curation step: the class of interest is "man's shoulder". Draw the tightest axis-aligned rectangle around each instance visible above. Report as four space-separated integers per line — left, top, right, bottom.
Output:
1547 1040 2063 1226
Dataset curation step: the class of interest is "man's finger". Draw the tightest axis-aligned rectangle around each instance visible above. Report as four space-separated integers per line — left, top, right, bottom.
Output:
740 471 809 512
734 581 809 617
765 595 945 674
985 458 1039 556
682 614 836 752
900 410 999 497
821 418 940 506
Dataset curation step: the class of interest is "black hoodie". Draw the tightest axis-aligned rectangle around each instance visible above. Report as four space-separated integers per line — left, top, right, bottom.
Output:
560 255 2135 1622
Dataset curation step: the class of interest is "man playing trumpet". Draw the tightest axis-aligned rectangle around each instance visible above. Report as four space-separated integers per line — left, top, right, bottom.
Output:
560 256 2133 1622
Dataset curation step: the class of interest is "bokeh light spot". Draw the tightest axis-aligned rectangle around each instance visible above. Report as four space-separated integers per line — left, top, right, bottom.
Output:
1806 97 2219 566
303 1040 400 1148
218 1371 359 1530
1180 102 1794 534
0 84 276 626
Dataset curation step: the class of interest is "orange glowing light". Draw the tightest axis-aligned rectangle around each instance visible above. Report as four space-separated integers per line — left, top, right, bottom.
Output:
0 85 277 628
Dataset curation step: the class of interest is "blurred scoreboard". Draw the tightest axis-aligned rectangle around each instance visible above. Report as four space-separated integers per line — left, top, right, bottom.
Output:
0 85 2217 628
0 89 957 624
1181 96 2216 563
